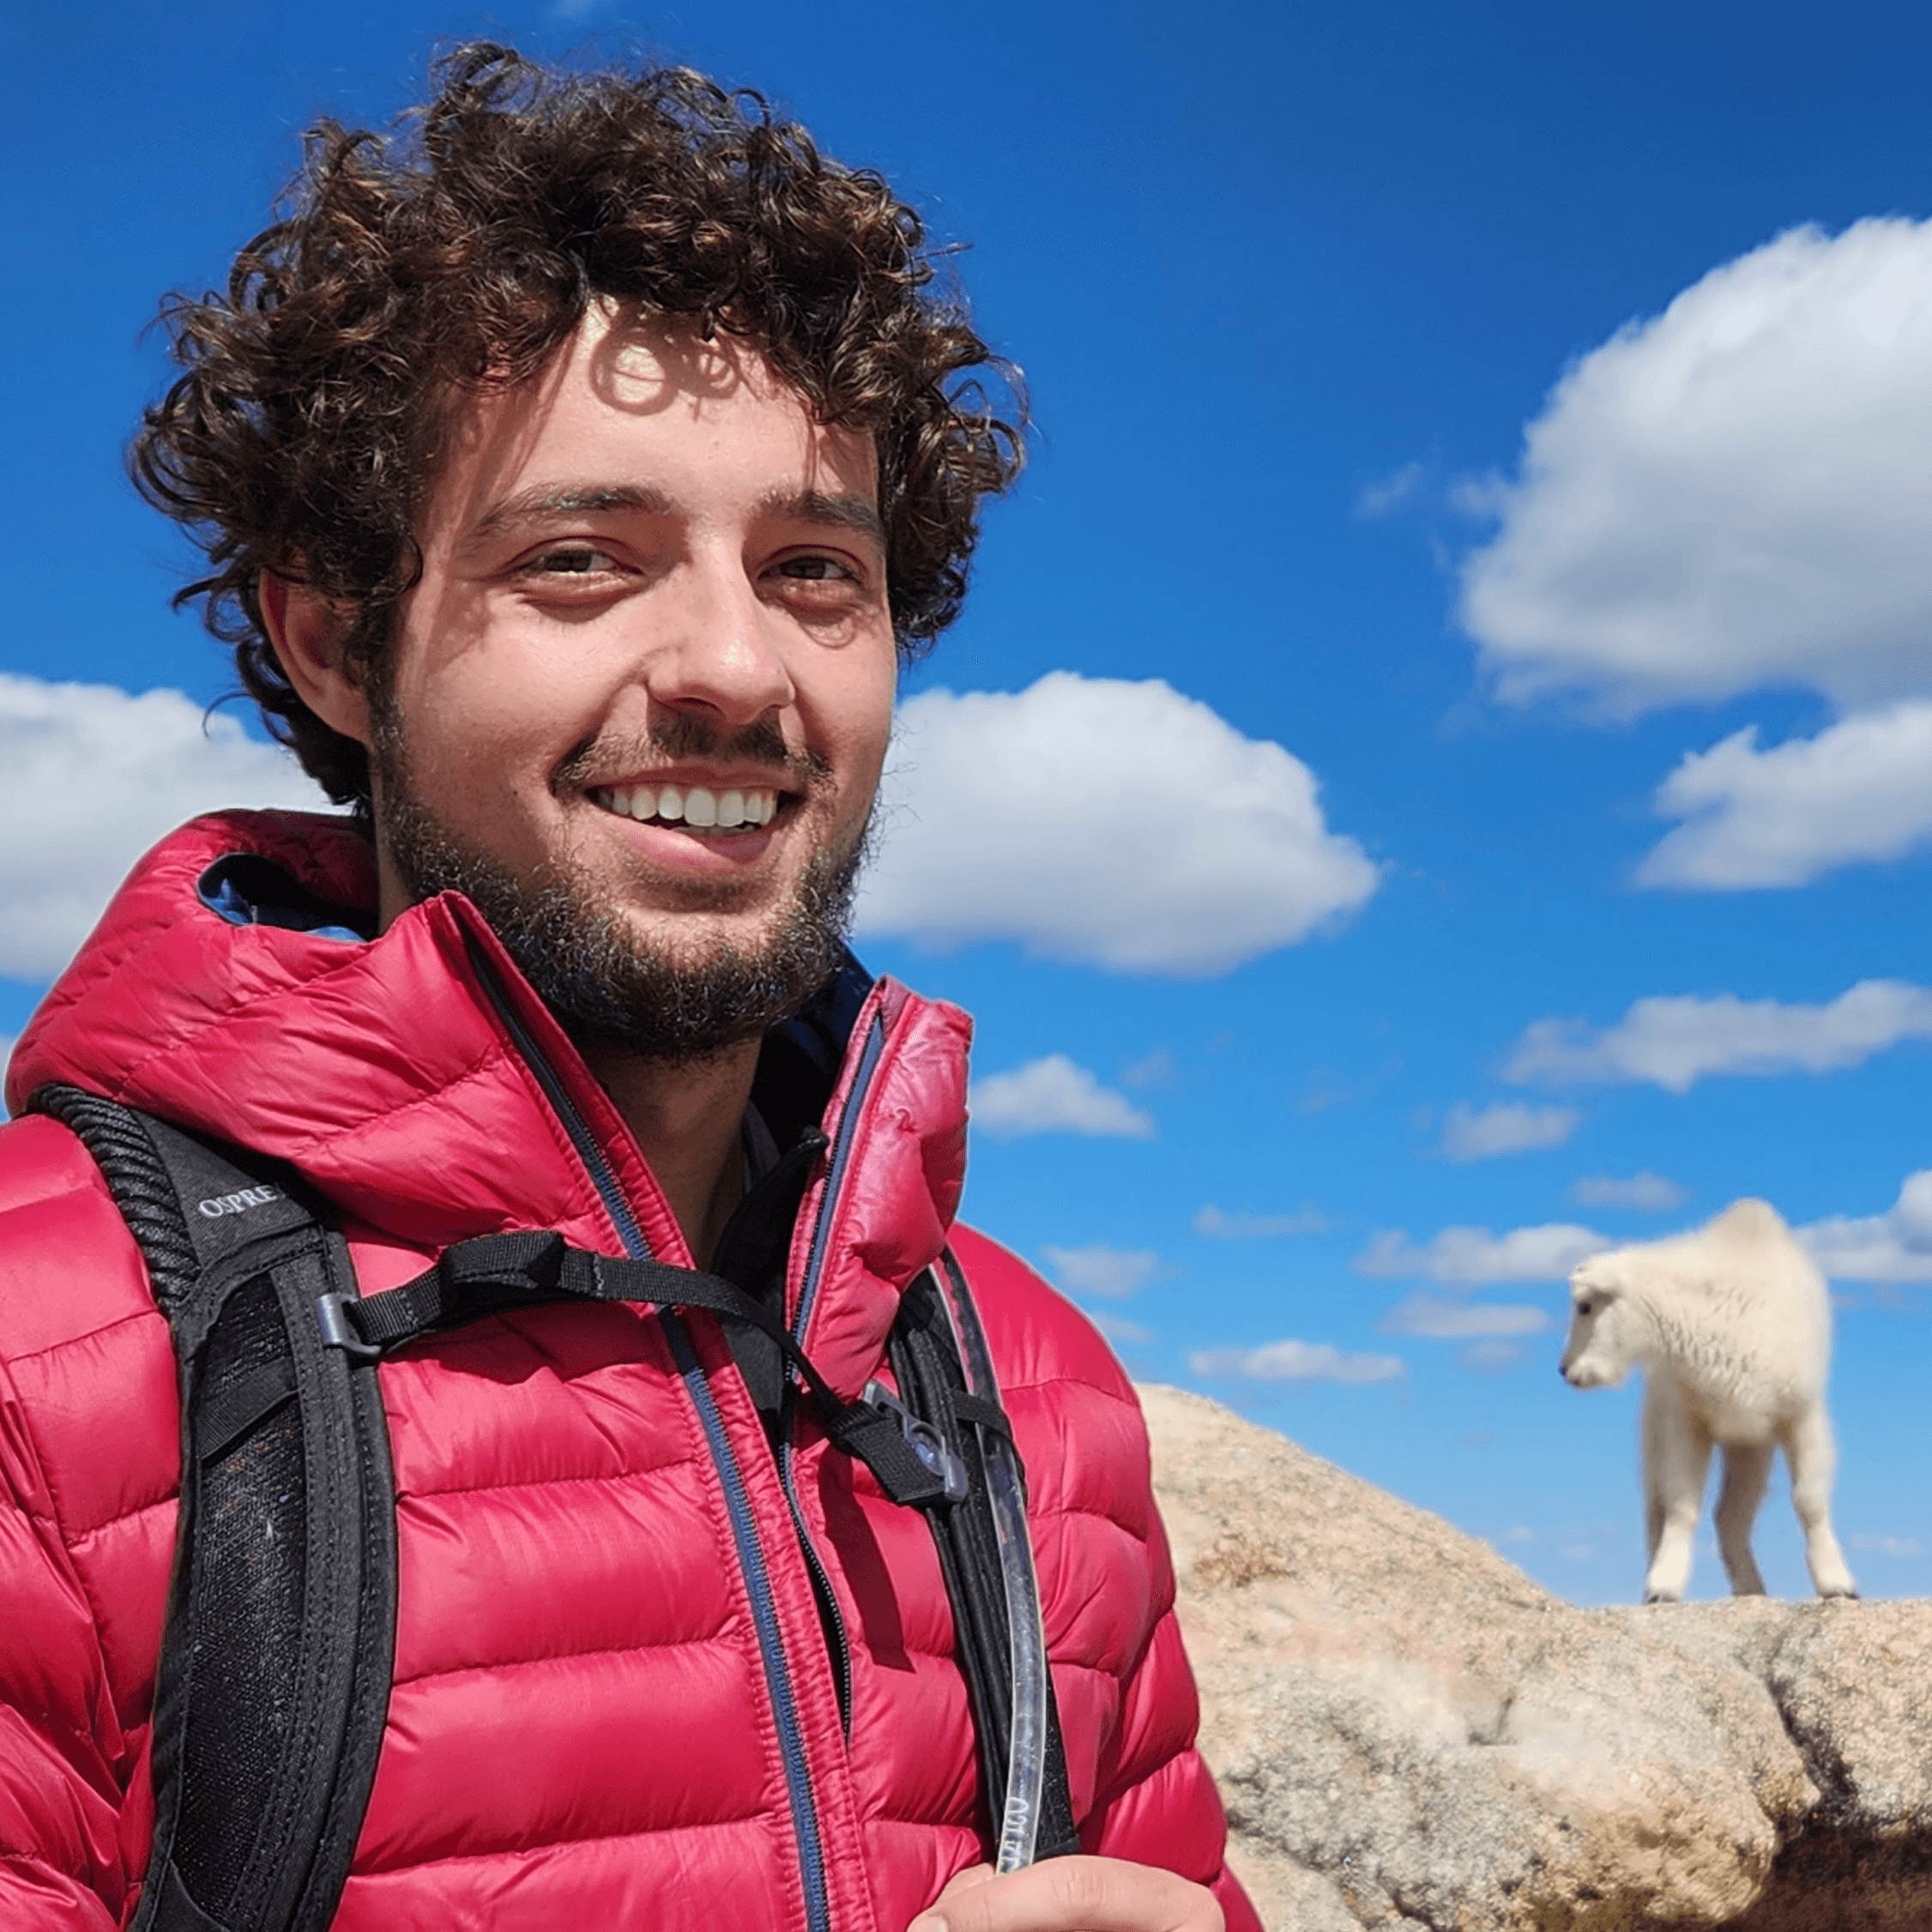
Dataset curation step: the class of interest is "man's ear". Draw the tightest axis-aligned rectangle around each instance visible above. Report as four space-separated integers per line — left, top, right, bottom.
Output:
258 571 372 747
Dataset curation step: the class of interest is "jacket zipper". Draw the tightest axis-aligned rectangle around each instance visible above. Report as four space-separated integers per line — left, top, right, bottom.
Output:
469 942 834 1932
776 1008 888 1736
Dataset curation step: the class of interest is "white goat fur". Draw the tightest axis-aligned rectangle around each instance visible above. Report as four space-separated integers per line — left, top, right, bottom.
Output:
1560 1198 1855 1603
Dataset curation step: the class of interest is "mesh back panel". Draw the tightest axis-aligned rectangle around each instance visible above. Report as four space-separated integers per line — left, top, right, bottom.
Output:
174 1276 308 1917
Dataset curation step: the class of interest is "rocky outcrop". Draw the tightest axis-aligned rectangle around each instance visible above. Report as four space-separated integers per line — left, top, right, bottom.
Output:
1140 1383 1932 1930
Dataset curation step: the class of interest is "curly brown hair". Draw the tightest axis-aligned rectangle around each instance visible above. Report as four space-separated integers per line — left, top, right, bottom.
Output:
132 43 1024 807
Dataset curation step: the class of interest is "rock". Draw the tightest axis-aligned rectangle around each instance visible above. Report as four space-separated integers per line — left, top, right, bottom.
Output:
1139 1384 1824 1929
1603 1598 1932 1929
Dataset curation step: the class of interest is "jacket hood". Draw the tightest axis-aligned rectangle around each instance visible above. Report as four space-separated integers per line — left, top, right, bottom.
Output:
8 811 971 1390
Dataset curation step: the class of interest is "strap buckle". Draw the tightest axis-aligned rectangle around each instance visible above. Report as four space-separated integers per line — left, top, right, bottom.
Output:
860 1380 969 1503
314 1291 383 1365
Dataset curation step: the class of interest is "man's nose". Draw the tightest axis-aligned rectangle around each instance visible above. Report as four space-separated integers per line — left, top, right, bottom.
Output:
643 553 795 727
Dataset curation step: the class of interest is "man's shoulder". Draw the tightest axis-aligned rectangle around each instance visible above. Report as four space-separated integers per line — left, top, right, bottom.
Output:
0 1112 160 1365
948 1223 1138 1411
947 1223 1168 1575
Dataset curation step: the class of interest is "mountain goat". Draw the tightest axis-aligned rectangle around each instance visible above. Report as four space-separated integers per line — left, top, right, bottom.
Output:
1560 1198 1855 1603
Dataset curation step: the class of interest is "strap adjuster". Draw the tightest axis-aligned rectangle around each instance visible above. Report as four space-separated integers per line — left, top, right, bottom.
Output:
860 1380 969 1503
315 1291 382 1364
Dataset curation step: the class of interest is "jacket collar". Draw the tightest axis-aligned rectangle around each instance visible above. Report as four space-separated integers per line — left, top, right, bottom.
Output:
9 811 970 1394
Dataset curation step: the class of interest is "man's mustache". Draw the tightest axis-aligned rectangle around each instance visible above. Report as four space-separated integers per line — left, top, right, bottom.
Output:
552 715 830 794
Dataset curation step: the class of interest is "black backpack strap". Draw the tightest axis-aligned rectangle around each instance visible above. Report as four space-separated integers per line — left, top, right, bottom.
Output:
32 1086 396 1932
305 1225 1083 1863
888 1253 1082 1868
315 1229 967 1510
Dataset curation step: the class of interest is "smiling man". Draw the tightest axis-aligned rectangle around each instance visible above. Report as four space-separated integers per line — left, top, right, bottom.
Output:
0 47 1253 1932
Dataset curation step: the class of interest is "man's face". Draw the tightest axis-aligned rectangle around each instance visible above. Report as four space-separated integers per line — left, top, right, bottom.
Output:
365 308 897 1059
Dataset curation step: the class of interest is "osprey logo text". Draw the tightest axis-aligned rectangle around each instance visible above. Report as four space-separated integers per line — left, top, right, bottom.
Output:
197 1185 284 1220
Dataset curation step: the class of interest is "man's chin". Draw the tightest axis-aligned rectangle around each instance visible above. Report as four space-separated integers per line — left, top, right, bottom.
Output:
371 718 871 1065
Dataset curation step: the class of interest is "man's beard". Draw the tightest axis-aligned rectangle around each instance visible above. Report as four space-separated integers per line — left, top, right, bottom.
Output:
371 709 867 1067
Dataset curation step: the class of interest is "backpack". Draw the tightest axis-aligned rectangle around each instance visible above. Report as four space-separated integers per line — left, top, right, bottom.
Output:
33 1083 1079 1932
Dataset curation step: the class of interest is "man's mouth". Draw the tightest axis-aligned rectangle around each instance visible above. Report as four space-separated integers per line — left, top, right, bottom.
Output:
589 782 783 833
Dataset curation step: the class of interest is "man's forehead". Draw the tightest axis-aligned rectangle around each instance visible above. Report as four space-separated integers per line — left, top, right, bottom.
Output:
432 304 880 540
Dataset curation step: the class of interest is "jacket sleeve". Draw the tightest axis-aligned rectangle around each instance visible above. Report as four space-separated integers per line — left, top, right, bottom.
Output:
0 1349 132 1929
951 1225 1259 1932
1065 1467 1260 1932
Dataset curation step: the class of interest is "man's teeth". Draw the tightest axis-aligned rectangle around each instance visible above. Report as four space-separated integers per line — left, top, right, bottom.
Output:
594 783 779 830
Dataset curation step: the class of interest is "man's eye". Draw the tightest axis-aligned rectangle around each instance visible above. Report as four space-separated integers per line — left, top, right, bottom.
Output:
776 554 854 583
525 546 618 577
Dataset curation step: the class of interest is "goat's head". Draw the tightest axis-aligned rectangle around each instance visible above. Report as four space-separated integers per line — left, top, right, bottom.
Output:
1559 1256 1640 1389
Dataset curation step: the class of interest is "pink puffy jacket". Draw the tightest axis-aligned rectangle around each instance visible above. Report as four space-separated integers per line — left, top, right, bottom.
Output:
0 812 1254 1932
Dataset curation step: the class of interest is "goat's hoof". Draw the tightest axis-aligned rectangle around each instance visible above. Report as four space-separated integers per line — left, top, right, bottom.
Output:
1642 1590 1683 1605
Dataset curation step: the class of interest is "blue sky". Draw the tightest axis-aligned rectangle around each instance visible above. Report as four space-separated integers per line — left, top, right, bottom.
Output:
8 0 1932 1604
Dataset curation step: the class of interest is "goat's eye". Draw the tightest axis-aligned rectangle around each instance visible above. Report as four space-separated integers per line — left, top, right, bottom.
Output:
1578 1299 1593 1317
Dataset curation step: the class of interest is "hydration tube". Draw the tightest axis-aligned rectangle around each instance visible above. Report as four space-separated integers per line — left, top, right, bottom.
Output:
931 1253 1053 1873
983 1436 1049 1872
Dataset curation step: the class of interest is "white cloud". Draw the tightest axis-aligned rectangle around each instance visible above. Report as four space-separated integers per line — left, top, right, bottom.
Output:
1798 1170 1932 1283
0 675 327 981
1503 979 1932 1093
1041 1244 1159 1300
1356 1223 1607 1284
1850 1534 1925 1557
968 1054 1155 1140
1458 219 1932 716
1378 1295 1552 1338
1459 1340 1527 1374
855 673 1379 976
1438 1100 1582 1162
1638 702 1932 890
1121 1048 1176 1089
1356 461 1423 517
1192 1204 1328 1239
1188 1339 1405 1385
1085 1310 1155 1348
1572 1171 1689 1212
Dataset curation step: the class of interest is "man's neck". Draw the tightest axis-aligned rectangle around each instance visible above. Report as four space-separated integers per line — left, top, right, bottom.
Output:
583 1038 762 1267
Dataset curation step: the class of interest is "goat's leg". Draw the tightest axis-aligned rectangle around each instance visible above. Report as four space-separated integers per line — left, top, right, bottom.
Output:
1642 1376 1711 1603
1712 1441 1772 1596
1783 1405 1857 1599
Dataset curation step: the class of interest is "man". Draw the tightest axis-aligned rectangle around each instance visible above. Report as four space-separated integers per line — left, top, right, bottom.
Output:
0 47 1254 1932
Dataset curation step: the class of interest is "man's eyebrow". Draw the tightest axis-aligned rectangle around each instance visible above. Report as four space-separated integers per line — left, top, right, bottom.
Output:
756 488 886 552
469 483 673 540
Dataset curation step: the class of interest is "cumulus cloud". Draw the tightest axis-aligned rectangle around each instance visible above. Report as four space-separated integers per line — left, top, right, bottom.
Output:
1356 462 1423 517
1085 1310 1155 1348
1355 1223 1607 1284
1850 1534 1925 1557
1460 1340 1529 1374
1188 1339 1405 1385
1798 1170 1932 1283
1192 1204 1328 1238
1638 702 1932 890
1437 1100 1582 1162
855 673 1380 975
1121 1049 1176 1089
1459 219 1932 716
0 675 327 981
1572 1171 1689 1212
968 1054 1155 1139
1041 1244 1159 1300
1378 1295 1552 1339
1503 980 1932 1093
